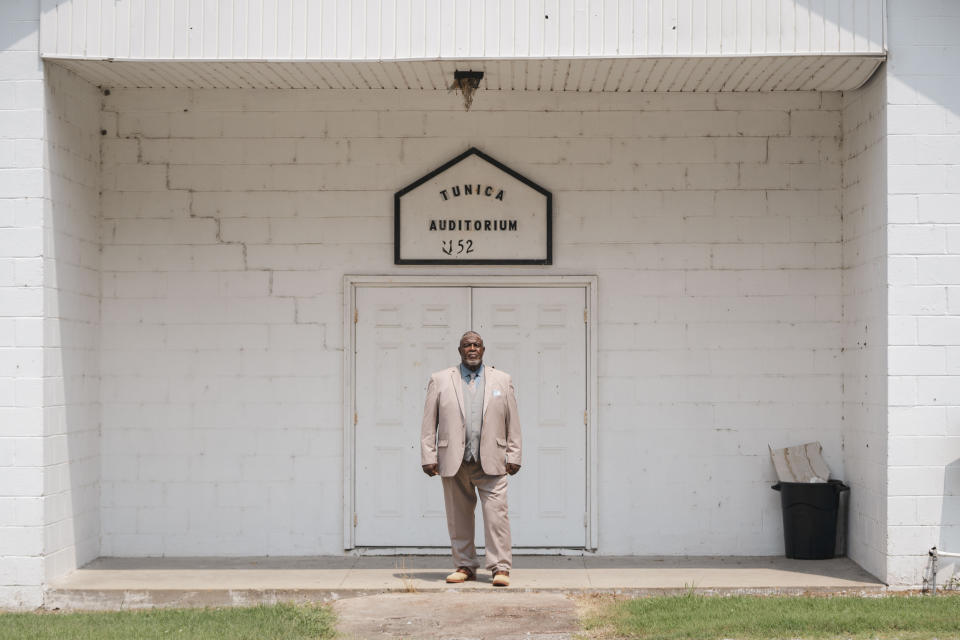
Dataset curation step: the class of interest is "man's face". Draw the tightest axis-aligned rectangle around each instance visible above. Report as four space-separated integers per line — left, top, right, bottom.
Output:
458 334 485 370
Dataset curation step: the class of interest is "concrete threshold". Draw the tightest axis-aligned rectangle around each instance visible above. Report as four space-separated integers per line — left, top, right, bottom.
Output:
45 555 886 610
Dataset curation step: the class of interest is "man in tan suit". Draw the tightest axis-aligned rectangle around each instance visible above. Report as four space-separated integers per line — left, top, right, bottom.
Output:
421 331 521 587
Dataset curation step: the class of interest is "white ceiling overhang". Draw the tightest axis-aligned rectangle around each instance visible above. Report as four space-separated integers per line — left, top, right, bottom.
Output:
47 55 883 92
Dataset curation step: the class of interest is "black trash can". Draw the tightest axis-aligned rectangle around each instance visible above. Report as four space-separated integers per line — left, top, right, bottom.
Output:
772 480 849 559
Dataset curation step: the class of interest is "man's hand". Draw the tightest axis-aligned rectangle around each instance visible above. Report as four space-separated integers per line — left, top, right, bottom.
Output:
506 463 521 476
422 463 439 477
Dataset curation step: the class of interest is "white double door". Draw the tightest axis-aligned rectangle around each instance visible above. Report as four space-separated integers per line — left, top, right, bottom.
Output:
354 286 586 548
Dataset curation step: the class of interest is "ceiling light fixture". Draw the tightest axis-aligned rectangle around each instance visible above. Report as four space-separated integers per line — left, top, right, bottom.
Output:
452 70 484 111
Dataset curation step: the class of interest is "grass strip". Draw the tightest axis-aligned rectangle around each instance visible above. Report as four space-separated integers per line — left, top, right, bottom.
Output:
581 593 960 640
0 602 336 640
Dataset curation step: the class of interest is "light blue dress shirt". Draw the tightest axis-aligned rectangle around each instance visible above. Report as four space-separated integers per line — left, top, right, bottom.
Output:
460 363 484 462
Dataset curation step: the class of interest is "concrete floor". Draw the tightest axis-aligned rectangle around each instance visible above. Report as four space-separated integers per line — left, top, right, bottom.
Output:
45 555 885 610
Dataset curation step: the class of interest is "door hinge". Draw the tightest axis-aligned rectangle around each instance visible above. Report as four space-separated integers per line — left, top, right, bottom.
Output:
583 308 588 323
354 411 358 426
353 513 358 527
584 410 588 426
354 308 358 323
583 512 588 527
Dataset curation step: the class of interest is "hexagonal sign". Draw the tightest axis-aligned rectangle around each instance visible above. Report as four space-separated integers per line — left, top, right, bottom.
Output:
394 147 552 264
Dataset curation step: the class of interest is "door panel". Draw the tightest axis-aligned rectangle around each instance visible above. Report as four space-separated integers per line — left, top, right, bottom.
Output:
472 287 587 547
354 285 587 548
355 287 469 546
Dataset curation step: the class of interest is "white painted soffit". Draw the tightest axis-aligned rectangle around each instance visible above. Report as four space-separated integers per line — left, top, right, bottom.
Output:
47 55 883 92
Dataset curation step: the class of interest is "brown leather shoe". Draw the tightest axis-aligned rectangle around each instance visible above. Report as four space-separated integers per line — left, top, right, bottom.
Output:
445 567 476 583
492 570 510 587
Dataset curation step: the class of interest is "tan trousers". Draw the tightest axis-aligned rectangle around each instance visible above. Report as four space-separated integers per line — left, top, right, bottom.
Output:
441 460 512 573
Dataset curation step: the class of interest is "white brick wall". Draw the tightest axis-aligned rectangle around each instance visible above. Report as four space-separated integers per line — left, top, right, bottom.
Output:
1 7 101 608
841 71 888 581
885 0 960 586
0 0 45 610
42 63 101 586
100 87 844 557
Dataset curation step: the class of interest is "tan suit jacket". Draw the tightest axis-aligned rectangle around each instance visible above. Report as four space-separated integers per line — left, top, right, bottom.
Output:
420 365 522 477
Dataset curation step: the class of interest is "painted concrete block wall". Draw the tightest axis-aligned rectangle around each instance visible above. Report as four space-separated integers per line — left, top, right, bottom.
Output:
1 7 100 609
42 62 101 585
885 0 960 586
99 87 844 556
0 0 47 610
841 72 887 581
